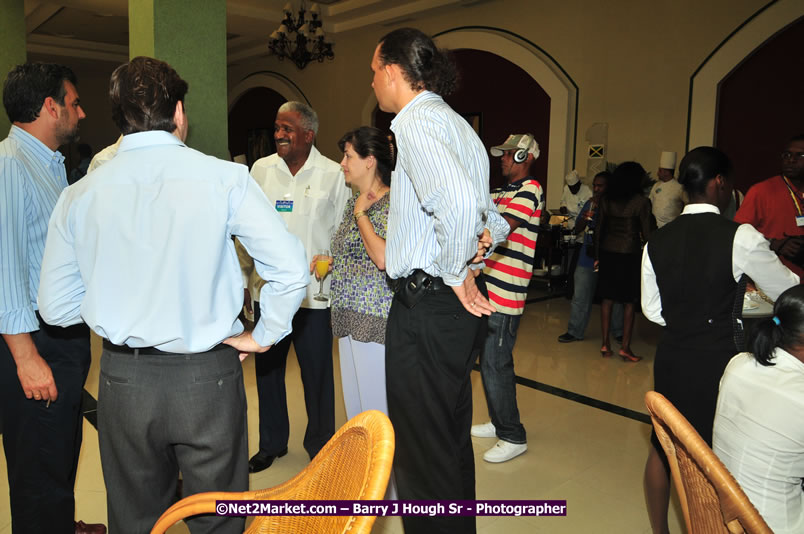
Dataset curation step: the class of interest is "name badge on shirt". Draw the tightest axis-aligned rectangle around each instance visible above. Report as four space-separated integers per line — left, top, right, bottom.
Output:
276 200 293 212
797 216 804 227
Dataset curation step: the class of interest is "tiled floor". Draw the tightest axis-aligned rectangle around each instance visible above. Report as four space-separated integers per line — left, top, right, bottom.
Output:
0 288 685 533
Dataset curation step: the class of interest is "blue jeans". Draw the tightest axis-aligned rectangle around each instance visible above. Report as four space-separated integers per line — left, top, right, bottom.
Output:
479 312 526 444
567 264 623 339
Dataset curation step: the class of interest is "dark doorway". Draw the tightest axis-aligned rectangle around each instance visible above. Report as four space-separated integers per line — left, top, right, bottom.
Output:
228 87 287 168
715 16 804 193
373 48 551 193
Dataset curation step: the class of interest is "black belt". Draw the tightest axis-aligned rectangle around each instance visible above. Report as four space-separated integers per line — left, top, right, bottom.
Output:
390 269 451 309
102 339 229 356
391 269 449 294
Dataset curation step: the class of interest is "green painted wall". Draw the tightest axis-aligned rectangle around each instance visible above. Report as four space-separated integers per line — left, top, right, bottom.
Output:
129 0 228 159
0 0 26 134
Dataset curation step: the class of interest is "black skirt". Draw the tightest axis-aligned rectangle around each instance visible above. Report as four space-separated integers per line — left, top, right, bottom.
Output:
597 249 641 302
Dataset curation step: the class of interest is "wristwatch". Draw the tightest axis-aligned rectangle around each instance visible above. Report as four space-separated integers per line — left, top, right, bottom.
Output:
354 210 368 224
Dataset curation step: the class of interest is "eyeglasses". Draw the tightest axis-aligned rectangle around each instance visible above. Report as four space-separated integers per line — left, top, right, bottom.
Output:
781 151 804 161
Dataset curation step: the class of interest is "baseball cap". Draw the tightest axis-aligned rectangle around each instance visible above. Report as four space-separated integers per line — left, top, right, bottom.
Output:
490 133 540 159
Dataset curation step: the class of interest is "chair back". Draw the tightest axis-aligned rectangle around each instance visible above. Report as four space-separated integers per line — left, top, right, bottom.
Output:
150 409 395 534
644 391 772 534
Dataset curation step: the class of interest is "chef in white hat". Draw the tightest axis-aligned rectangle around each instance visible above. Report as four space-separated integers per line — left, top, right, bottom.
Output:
560 169 592 229
649 150 684 228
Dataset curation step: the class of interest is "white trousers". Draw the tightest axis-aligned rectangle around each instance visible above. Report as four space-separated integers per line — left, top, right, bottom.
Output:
338 335 396 499
338 335 389 419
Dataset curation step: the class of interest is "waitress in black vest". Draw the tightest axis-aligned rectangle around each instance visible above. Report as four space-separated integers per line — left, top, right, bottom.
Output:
640 146 799 534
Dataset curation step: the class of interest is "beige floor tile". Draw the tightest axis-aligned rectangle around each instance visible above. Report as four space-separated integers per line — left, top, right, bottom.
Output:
1 287 684 533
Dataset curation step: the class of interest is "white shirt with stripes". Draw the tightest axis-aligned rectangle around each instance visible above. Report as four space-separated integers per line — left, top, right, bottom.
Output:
387 91 509 286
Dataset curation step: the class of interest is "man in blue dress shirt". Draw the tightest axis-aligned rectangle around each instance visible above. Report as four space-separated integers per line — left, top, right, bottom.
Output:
38 57 309 534
0 63 106 534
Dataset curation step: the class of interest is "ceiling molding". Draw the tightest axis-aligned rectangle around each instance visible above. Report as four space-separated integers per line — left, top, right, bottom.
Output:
330 0 463 33
27 34 127 62
26 3 63 33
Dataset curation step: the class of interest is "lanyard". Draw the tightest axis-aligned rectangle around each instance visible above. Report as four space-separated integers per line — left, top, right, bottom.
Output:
781 176 804 216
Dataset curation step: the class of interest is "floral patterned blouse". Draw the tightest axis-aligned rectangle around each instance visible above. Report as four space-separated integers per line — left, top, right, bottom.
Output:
330 192 393 344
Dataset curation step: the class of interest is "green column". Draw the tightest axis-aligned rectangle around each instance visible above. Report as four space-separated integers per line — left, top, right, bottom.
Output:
0 0 26 134
129 0 228 159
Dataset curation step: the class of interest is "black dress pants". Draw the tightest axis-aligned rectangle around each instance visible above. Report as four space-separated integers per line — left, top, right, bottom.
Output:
0 320 90 534
254 307 335 459
385 284 484 534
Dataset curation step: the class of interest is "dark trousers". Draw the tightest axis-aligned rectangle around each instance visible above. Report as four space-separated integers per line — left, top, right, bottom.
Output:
97 345 248 534
0 320 90 534
386 285 484 534
254 306 335 459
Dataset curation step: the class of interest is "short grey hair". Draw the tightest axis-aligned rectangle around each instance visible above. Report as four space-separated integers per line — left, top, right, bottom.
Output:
278 101 319 135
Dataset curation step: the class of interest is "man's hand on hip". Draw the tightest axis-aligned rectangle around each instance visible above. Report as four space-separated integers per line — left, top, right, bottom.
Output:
223 331 272 361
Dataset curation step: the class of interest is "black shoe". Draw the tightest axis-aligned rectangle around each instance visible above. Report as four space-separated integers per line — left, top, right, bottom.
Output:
248 447 288 473
557 333 580 343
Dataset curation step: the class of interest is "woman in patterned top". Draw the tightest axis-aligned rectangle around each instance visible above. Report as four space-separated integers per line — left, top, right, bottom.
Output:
314 126 395 421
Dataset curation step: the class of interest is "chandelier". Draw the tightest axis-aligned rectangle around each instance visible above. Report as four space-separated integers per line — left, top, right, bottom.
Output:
268 2 335 69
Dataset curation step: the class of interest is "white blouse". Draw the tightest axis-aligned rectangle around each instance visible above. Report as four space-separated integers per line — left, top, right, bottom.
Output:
713 350 804 534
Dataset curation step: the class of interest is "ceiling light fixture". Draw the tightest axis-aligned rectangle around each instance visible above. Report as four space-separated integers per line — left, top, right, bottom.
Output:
268 1 334 69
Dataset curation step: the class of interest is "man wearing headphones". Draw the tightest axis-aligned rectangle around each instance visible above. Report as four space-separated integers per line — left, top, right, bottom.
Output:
471 134 544 463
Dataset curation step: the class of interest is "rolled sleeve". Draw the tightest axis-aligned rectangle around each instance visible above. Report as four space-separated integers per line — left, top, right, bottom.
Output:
0 158 38 334
230 177 309 347
734 224 799 300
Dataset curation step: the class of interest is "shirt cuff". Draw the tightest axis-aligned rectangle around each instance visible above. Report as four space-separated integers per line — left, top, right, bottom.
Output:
250 319 277 349
0 307 40 335
442 267 467 287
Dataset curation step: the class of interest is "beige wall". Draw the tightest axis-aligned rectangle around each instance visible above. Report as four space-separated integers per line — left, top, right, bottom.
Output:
228 0 768 206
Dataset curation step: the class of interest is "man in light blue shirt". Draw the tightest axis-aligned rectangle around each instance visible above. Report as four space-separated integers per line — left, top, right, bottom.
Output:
371 28 509 534
0 62 106 534
38 57 308 534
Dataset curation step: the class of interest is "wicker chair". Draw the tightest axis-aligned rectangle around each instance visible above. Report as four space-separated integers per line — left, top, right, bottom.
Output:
150 410 394 534
644 391 772 534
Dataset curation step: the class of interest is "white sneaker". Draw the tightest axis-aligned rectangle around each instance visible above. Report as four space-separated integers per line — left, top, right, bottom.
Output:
471 422 496 438
483 440 527 463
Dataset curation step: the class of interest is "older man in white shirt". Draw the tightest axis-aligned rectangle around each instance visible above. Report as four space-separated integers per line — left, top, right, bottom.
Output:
241 101 350 472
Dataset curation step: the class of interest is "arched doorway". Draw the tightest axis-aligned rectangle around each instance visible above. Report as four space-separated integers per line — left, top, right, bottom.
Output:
228 71 310 167
715 15 804 193
228 87 286 167
372 49 550 192
361 27 577 207
687 0 804 155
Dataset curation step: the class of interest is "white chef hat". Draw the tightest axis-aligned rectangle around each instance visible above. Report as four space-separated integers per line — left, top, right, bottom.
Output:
659 151 677 170
564 169 580 186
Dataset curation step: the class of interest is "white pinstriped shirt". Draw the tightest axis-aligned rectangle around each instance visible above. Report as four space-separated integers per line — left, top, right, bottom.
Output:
0 126 67 334
387 91 509 286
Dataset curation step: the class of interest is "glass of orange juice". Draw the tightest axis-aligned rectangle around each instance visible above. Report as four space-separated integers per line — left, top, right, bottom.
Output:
313 249 331 302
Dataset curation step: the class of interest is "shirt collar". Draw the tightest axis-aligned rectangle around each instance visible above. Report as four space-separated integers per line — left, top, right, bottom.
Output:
681 203 720 215
9 125 65 165
297 145 322 174
391 90 438 129
276 145 323 177
118 130 185 153
499 175 535 192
